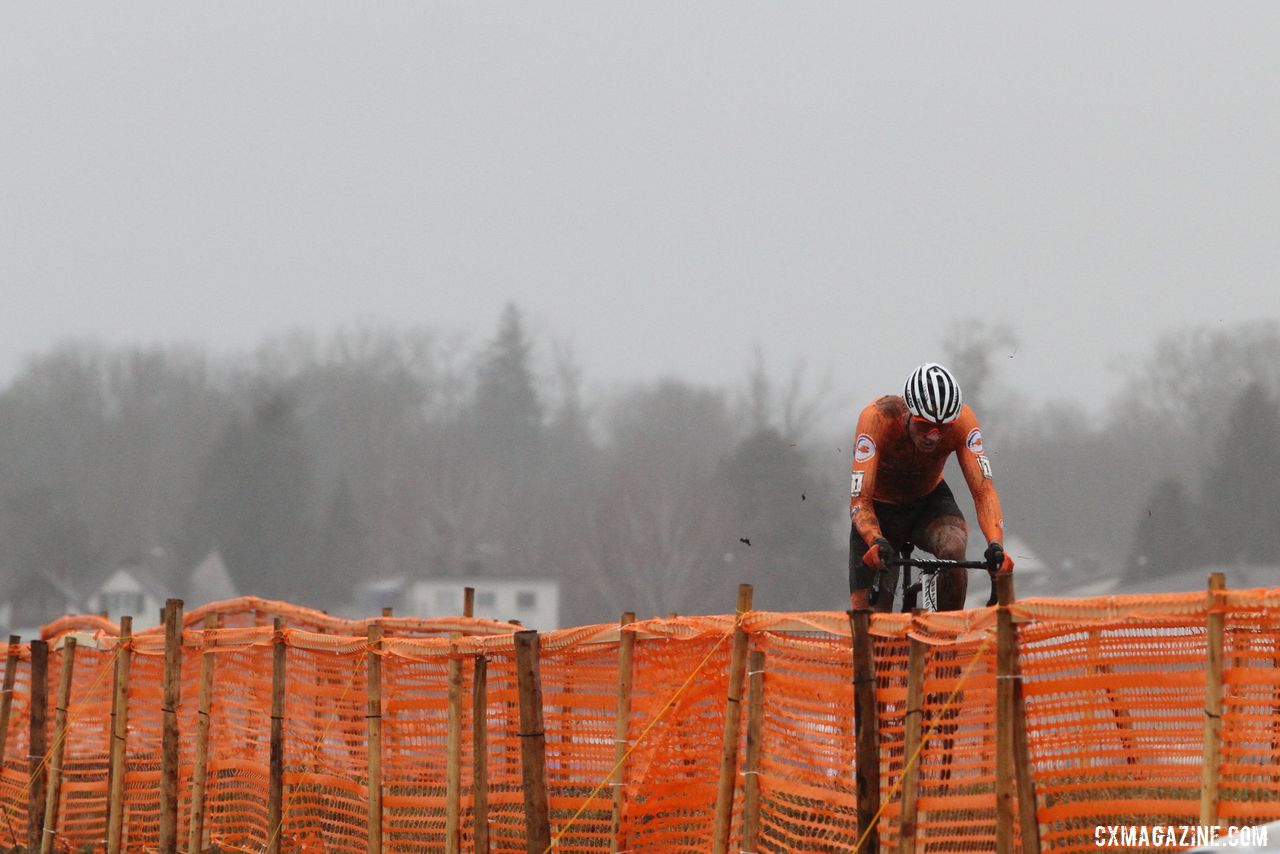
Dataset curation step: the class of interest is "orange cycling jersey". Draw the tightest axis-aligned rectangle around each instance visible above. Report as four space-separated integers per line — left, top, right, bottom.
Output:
849 395 1005 547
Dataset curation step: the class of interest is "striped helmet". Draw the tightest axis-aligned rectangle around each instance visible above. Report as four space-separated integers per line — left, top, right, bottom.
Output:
903 362 963 424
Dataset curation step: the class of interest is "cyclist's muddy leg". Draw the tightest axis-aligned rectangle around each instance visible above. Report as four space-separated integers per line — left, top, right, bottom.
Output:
920 517 968 611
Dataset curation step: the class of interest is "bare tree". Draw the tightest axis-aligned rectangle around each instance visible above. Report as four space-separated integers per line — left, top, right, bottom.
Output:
572 379 739 618
1115 321 1280 435
739 345 834 441
941 318 1019 416
580 460 735 619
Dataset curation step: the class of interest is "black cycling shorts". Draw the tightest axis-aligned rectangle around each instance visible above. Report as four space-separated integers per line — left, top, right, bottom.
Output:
848 479 966 594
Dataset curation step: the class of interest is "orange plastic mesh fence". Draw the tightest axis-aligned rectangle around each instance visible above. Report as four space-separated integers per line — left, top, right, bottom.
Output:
1 590 1279 851
0 643 32 846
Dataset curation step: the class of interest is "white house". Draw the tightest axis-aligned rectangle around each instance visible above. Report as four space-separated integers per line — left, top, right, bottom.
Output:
186 550 238 607
405 578 560 630
84 550 179 630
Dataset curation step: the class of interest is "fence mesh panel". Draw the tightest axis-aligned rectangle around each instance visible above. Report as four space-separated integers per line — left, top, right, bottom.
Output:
1 589 1279 851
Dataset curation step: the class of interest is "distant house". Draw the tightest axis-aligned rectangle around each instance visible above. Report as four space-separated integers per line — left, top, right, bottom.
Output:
1 549 241 640
355 577 560 629
351 576 410 617
1001 556 1279 601
0 567 81 642
1111 562 1280 596
406 578 560 629
84 550 179 630
186 550 239 607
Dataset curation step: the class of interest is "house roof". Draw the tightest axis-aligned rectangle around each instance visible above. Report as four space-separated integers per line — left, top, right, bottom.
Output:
100 550 179 599
1026 561 1280 600
0 564 81 605
1114 563 1279 596
187 550 238 606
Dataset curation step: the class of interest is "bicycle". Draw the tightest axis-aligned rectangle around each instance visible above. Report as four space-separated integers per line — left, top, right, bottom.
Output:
868 542 999 612
863 543 1002 790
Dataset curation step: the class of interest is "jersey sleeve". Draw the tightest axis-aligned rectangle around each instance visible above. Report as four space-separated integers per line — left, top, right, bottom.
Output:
953 407 1005 546
849 405 885 545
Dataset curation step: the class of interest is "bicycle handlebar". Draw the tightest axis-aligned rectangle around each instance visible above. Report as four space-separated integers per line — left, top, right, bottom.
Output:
876 557 1002 608
885 558 992 571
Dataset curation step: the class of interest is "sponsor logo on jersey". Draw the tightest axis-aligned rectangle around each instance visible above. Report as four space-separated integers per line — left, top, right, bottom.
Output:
854 434 876 463
851 471 864 497
966 428 984 455
978 455 993 479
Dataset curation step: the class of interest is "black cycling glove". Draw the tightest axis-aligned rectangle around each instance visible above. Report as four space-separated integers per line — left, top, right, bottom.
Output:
984 541 1008 573
864 536 897 570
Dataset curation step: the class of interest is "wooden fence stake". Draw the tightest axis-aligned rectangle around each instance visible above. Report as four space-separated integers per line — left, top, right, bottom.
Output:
188 614 220 854
741 649 766 853
0 636 19 774
39 636 76 854
1200 572 1226 827
268 617 286 854
0 633 14 852
446 585 474 854
609 612 636 853
446 634 464 853
366 625 384 854
107 617 134 854
712 584 753 854
29 639 48 851
472 653 490 854
898 612 927 854
159 599 183 853
995 572 1016 854
514 630 551 853
850 608 879 854
1012 654 1042 854
1274 641 1280 789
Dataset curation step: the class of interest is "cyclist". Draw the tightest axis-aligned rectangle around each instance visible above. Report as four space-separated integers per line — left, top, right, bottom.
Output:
849 362 1014 611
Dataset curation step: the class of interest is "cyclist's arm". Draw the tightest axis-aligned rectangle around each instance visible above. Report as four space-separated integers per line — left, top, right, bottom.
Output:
954 409 1006 546
849 409 885 545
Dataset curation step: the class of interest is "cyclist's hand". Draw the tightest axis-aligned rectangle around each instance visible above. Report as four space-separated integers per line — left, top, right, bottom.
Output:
863 537 897 570
985 541 1014 574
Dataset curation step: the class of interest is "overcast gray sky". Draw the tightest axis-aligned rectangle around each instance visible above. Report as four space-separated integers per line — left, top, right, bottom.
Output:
3 3 1278 420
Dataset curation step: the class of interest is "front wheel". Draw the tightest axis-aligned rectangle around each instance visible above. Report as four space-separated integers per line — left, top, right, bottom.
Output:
872 566 900 612
934 566 969 611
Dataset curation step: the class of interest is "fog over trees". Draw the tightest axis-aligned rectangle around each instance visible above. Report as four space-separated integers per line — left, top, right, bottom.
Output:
2 308 1278 626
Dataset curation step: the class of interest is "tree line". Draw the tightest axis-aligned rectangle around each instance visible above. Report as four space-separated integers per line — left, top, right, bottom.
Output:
1 308 1277 625
0 306 842 624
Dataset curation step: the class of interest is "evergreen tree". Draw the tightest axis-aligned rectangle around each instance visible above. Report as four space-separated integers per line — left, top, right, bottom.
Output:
1126 477 1201 579
473 303 543 466
437 303 547 578
183 391 315 599
1200 382 1280 564
311 476 366 611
